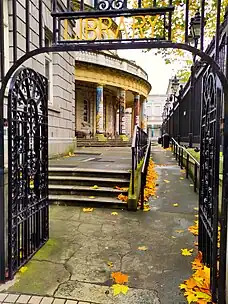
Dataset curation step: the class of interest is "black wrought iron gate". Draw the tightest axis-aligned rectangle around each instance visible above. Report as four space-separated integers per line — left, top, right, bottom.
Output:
7 67 49 279
199 67 221 302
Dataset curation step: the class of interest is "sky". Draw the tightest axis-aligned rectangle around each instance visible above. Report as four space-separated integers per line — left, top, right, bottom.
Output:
118 49 177 95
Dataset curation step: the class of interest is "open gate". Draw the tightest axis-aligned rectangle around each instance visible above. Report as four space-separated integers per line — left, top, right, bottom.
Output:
7 68 49 279
199 67 222 302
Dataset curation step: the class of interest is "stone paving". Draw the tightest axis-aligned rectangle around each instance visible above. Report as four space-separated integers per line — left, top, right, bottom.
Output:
0 146 198 304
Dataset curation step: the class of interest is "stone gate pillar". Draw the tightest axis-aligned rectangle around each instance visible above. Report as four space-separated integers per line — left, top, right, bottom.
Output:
118 89 126 135
96 84 104 134
134 94 140 126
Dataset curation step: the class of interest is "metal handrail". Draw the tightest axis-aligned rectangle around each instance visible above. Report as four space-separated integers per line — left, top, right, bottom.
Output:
171 138 200 192
131 126 148 195
141 140 151 210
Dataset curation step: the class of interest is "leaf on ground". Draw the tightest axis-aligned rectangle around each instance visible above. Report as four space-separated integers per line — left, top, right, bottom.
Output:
190 184 194 187
164 179 170 183
138 246 148 251
173 203 179 207
91 185 99 189
171 236 177 239
175 229 184 233
181 248 193 256
111 212 118 215
180 169 186 173
83 208 94 212
112 272 128 284
89 196 96 199
143 205 151 212
184 291 198 304
180 177 184 180
112 284 129 296
19 266 28 273
194 207 199 211
107 261 113 268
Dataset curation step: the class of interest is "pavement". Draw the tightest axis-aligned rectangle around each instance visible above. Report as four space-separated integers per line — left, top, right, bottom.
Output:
49 147 132 171
0 145 198 304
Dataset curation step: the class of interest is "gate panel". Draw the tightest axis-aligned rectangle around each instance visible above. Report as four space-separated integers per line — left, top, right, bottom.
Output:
199 67 221 301
7 68 49 279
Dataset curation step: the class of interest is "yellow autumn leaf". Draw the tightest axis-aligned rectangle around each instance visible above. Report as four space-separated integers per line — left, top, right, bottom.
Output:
164 179 170 183
190 184 194 187
89 196 95 199
138 246 148 251
107 261 113 268
179 283 187 290
195 291 211 301
83 208 94 212
112 284 129 296
91 185 99 189
194 207 199 211
181 248 193 256
185 292 198 304
19 266 28 273
180 177 184 180
173 203 179 207
143 206 151 212
171 236 176 239
175 229 184 233
111 212 118 215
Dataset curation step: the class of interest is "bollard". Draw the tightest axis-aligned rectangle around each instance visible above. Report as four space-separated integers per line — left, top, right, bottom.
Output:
163 133 170 149
158 137 162 144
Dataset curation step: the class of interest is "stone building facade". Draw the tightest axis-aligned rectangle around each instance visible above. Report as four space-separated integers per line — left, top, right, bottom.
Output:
1 0 151 166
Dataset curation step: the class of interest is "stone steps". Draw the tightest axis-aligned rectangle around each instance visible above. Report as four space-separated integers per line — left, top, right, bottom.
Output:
76 139 132 147
48 167 130 208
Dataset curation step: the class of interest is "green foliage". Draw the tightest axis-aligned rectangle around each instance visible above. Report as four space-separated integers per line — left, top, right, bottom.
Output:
132 0 228 79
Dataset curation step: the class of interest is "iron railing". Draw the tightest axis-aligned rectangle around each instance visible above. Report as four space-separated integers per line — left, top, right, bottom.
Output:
171 138 200 192
131 126 148 195
140 141 151 210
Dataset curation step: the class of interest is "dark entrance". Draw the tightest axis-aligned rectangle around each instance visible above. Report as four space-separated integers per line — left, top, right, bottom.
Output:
7 68 49 279
0 0 228 303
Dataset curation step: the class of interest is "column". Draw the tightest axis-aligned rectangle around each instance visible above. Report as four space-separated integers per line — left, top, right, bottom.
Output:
96 84 104 134
118 89 126 135
134 94 140 126
141 98 147 133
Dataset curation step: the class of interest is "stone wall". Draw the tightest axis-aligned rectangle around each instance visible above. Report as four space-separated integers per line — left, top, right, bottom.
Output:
3 0 75 166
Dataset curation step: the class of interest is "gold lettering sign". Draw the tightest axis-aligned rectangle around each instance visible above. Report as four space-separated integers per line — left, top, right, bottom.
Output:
64 15 161 41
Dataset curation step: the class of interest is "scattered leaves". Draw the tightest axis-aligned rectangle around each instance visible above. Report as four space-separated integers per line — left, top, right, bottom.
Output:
111 212 118 215
83 208 94 212
91 185 99 189
19 266 28 273
112 272 128 284
117 194 128 202
107 261 114 268
112 284 129 296
143 205 151 212
188 220 199 236
181 248 193 256
138 246 148 251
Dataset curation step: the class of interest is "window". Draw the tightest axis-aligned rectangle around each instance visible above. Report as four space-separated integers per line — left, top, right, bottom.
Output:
44 29 53 105
83 100 90 122
3 0 9 72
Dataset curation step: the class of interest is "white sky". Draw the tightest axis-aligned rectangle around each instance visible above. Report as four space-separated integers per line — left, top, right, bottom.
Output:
118 49 178 95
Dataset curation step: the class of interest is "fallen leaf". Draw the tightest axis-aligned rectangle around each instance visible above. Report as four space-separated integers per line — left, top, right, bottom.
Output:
107 261 113 268
112 272 128 284
83 208 94 212
181 248 193 256
112 284 129 296
138 246 148 251
164 179 170 183
111 212 118 215
89 196 95 199
143 206 151 212
175 230 184 233
19 266 28 273
91 185 99 189
173 203 179 207
194 207 199 211
190 184 194 187
171 236 176 239
180 177 184 180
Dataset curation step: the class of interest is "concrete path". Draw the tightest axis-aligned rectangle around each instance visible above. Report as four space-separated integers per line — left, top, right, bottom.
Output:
49 147 132 171
0 146 198 304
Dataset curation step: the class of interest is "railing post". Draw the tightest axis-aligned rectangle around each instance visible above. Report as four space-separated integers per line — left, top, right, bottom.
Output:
131 147 135 195
194 163 197 192
181 148 184 169
186 153 189 178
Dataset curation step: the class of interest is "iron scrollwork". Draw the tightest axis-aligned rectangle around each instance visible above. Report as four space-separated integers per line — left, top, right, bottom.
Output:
7 68 49 278
94 0 127 10
199 67 220 300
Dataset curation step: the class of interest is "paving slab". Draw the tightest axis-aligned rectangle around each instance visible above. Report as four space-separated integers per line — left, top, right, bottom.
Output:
0 145 197 303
